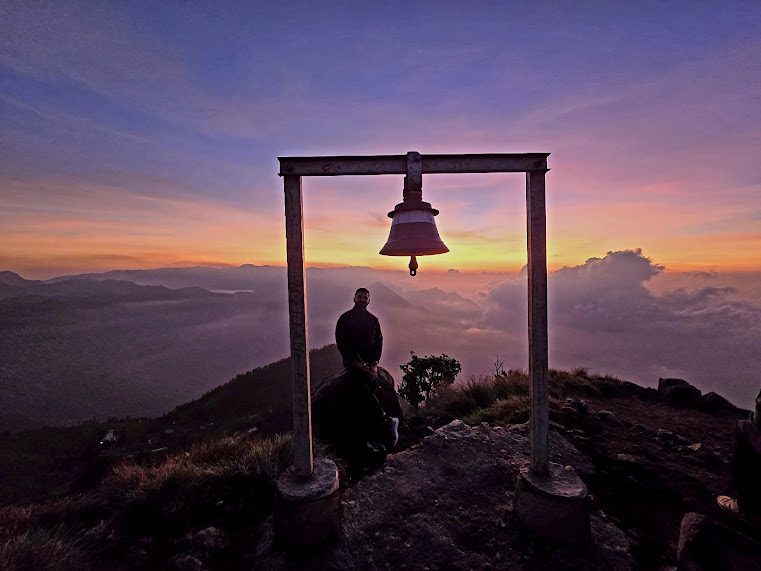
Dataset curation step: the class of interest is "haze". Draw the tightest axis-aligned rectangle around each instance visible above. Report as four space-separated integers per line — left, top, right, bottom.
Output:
2 251 760 432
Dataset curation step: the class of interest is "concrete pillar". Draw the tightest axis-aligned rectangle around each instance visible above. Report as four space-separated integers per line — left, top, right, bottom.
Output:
526 169 549 474
283 174 313 477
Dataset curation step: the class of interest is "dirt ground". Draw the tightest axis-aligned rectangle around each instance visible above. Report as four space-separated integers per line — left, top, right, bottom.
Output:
558 385 753 567
254 421 634 570
252 380 757 570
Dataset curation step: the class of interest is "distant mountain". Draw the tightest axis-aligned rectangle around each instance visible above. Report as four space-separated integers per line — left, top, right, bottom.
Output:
0 275 292 431
0 271 28 286
1 265 494 431
47 264 402 292
400 287 481 317
0 271 222 302
367 281 412 308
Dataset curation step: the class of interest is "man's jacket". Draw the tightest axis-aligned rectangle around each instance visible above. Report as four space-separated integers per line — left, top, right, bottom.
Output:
335 307 383 367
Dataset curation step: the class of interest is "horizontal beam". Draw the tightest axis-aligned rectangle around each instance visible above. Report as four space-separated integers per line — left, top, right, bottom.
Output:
278 153 549 176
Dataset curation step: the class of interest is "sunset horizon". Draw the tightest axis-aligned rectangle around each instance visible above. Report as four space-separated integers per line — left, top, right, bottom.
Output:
2 2 759 283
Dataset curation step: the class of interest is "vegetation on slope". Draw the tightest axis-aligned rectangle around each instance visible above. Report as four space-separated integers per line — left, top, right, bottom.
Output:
0 353 750 569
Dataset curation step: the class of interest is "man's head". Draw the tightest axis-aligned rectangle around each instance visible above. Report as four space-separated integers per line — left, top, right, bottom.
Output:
353 287 370 310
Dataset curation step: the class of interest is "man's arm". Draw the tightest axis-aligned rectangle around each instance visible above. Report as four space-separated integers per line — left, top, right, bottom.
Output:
335 314 351 364
372 319 383 365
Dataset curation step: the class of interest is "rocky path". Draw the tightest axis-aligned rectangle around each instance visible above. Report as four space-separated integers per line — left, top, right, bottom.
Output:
254 421 634 570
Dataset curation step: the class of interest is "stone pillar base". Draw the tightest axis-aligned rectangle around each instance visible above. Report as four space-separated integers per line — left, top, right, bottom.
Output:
274 458 341 549
514 462 590 549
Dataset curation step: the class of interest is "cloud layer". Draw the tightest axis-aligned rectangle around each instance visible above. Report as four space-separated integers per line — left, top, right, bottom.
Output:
476 250 761 408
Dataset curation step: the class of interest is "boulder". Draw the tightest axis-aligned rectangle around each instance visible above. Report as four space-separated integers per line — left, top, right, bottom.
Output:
702 391 733 410
677 512 761 570
658 378 702 407
664 384 703 408
658 378 690 392
312 366 403 453
596 410 627 426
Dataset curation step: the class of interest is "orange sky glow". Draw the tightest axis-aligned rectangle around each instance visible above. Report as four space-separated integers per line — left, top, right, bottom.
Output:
1 2 759 280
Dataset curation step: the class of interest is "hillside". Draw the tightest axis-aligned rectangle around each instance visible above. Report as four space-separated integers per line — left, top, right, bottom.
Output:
1 363 758 569
166 343 344 433
0 345 343 506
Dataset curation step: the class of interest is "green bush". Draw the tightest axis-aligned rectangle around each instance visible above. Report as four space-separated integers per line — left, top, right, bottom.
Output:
398 352 462 408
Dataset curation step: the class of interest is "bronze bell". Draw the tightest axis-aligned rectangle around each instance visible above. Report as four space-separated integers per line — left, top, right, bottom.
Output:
380 175 449 276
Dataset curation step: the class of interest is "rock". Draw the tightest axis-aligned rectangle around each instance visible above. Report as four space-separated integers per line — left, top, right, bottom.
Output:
312 366 403 453
630 424 648 434
596 410 626 426
435 419 475 438
168 554 205 571
192 527 230 551
616 454 639 463
702 391 733 410
657 429 689 444
658 378 690 392
687 443 702 452
664 384 703 408
563 398 589 414
656 377 703 407
677 512 761 570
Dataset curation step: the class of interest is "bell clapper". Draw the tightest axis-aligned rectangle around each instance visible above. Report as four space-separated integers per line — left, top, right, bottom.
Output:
409 255 418 277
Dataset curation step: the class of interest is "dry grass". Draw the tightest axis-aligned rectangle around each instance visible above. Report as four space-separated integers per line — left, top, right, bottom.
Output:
100 432 291 497
0 527 89 571
422 371 531 421
419 367 609 426
464 395 531 425
0 433 294 567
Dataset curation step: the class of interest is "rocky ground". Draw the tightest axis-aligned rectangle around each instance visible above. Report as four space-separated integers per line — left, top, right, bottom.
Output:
248 378 758 570
3 374 759 570
254 420 634 570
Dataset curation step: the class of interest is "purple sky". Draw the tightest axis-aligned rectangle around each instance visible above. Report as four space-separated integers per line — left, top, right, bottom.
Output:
1 1 760 277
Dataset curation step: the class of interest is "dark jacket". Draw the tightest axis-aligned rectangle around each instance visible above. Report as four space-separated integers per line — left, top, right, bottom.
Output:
335 307 383 367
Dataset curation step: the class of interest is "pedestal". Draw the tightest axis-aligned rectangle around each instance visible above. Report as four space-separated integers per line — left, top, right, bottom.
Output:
514 462 591 549
274 457 341 548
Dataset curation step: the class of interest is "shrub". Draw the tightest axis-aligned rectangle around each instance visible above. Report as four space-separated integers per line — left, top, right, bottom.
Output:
424 375 494 419
398 352 461 408
461 375 498 411
493 369 529 399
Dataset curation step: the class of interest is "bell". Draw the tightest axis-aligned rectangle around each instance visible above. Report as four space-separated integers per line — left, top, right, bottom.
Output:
380 176 449 275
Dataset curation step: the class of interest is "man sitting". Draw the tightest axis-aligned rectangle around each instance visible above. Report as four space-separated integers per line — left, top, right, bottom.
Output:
335 287 399 454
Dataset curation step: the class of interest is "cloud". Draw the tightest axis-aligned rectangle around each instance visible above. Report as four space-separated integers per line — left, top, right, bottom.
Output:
479 249 761 408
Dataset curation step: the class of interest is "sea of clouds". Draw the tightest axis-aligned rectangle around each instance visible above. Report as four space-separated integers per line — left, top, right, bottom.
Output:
464 249 761 408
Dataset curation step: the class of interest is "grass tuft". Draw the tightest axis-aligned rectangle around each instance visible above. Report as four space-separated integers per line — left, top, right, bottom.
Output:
415 366 608 426
0 527 90 571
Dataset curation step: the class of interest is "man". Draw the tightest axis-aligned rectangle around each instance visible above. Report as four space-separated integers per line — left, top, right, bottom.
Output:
335 287 399 453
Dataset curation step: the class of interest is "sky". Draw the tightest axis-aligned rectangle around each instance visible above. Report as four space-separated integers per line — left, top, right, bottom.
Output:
1 0 760 278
